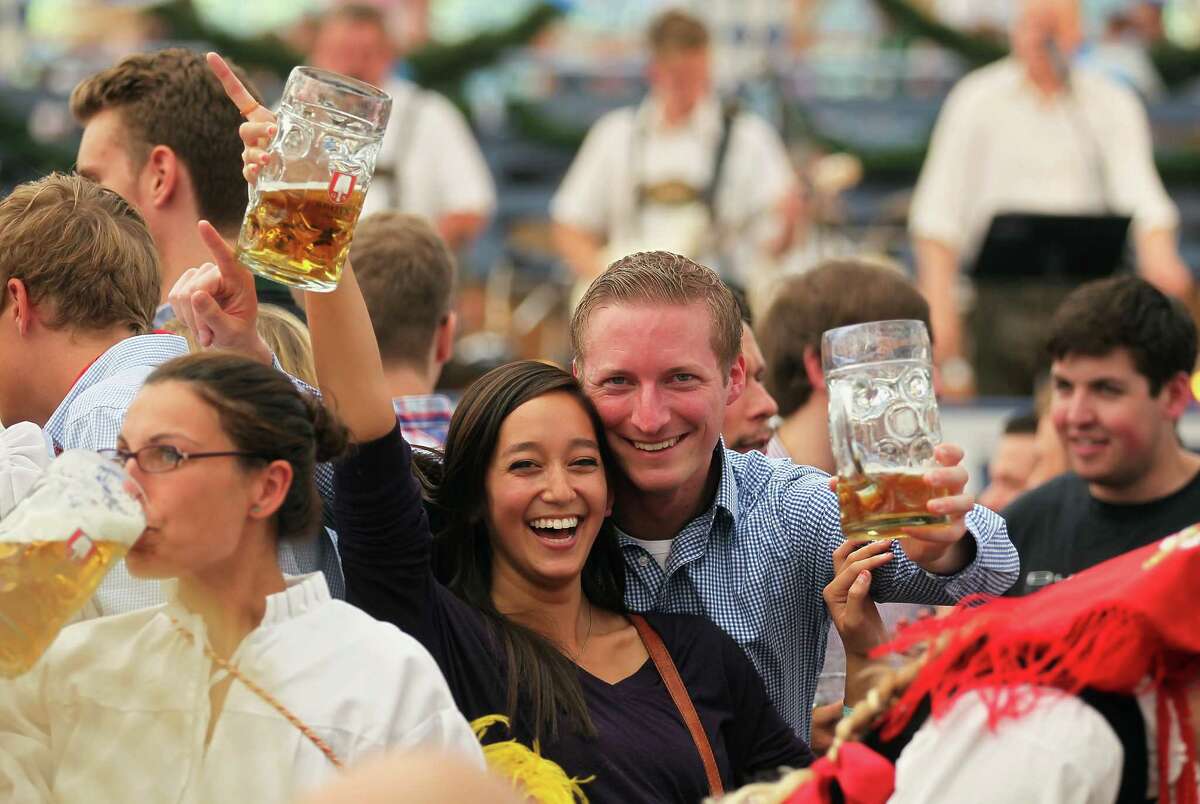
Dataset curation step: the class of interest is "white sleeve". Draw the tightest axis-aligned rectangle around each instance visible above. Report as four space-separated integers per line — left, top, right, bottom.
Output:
550 111 630 235
0 663 56 802
380 632 484 769
890 689 1124 804
1095 83 1179 235
0 422 52 519
721 112 795 223
416 94 496 216
908 78 981 251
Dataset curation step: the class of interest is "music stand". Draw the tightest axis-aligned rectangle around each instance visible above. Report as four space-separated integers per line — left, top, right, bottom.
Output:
972 213 1132 283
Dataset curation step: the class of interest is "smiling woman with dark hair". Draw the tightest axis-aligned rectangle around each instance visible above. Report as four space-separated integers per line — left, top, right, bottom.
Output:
330 348 812 802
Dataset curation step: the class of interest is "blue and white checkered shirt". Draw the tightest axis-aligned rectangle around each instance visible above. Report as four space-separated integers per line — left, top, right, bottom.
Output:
618 444 1018 741
43 334 343 616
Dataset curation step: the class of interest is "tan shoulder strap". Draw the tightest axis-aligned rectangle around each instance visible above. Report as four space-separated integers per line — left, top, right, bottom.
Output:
630 614 724 796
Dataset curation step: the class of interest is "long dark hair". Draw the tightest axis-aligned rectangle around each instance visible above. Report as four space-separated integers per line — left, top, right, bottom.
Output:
416 360 625 743
145 352 349 541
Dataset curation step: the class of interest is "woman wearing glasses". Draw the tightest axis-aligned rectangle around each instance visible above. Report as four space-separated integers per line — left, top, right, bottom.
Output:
0 347 482 801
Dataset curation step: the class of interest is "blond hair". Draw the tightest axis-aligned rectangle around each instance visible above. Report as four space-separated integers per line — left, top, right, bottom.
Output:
569 251 742 372
256 305 317 387
0 173 159 334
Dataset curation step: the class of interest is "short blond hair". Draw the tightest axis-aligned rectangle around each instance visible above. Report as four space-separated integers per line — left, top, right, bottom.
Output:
570 251 741 372
256 305 317 387
0 173 159 334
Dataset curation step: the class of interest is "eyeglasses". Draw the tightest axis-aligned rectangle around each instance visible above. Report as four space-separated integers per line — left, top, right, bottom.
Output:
99 446 263 474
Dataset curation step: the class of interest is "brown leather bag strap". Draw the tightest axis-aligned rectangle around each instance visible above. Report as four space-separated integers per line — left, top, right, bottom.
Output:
630 614 724 797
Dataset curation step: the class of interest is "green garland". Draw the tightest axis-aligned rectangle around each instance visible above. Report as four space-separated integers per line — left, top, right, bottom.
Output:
871 0 1200 90
407 4 566 95
146 0 301 77
145 0 565 90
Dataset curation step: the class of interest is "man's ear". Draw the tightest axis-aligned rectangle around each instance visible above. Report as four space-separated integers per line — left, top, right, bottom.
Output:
1162 371 1193 421
434 311 457 366
802 345 824 392
726 354 746 406
143 145 181 210
6 278 36 337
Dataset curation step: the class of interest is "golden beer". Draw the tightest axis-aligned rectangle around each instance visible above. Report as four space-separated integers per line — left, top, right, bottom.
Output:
0 539 129 677
836 471 951 542
236 182 366 292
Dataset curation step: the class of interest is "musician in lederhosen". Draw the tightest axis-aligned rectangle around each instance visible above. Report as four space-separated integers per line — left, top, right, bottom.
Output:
551 9 801 293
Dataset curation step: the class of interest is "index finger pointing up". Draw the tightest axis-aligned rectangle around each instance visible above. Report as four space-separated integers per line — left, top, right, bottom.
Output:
206 52 275 123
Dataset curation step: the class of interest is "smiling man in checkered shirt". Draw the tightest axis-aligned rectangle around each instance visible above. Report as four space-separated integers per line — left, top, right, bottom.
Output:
570 251 1019 741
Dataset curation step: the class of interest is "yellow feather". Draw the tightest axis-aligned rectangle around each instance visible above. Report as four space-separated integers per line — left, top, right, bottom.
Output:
471 714 594 804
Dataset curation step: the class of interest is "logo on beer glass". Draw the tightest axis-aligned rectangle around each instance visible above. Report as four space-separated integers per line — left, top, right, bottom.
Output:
67 529 96 564
328 172 357 204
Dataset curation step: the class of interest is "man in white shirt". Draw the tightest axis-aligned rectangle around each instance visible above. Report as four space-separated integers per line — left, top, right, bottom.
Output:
551 9 800 289
308 4 496 252
910 0 1192 396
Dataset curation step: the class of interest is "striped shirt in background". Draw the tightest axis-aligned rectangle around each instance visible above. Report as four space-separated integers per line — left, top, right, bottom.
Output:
393 394 454 450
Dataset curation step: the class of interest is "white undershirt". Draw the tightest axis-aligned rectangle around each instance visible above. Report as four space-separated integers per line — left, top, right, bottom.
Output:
625 534 676 572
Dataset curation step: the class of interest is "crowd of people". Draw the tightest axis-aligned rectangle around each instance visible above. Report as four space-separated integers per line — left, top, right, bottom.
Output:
0 2 1197 802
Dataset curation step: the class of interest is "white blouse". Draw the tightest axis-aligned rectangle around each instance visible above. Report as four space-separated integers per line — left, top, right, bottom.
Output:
0 573 483 803
890 686 1190 803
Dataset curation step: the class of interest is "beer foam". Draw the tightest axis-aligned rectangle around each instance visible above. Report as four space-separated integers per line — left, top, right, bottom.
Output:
257 180 334 193
0 451 144 547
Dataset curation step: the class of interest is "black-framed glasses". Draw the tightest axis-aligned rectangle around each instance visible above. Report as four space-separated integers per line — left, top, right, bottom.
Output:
98 446 263 474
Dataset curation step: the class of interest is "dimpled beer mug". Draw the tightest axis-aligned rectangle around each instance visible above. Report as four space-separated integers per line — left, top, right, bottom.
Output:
0 450 145 677
236 67 391 291
823 320 950 541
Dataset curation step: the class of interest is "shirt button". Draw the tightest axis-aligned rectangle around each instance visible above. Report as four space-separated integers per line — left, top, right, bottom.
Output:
638 555 650 568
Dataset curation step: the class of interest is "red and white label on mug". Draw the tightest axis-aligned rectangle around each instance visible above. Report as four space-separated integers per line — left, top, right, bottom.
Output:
66 529 96 564
328 172 357 204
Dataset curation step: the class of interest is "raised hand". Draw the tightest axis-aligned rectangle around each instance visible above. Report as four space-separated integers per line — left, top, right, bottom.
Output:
822 539 891 658
898 443 977 573
168 221 272 364
206 52 278 184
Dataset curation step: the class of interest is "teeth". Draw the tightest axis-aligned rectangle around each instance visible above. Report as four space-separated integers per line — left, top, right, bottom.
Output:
633 436 680 452
529 517 579 530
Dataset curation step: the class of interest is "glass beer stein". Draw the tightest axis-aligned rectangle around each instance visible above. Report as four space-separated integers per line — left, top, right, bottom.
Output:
0 450 145 677
822 320 950 541
236 67 391 292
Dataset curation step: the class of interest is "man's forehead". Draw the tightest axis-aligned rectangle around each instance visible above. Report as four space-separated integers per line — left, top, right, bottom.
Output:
1051 349 1140 379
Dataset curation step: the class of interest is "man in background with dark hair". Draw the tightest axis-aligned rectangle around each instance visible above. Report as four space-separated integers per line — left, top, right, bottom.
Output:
721 285 779 454
308 4 495 251
1005 276 1200 595
71 48 294 324
350 212 457 449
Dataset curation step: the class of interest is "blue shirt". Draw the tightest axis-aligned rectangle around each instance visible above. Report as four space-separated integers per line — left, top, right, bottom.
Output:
618 445 1018 741
43 334 343 615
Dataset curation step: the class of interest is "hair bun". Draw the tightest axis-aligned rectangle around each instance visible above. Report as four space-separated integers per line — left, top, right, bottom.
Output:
303 394 351 464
